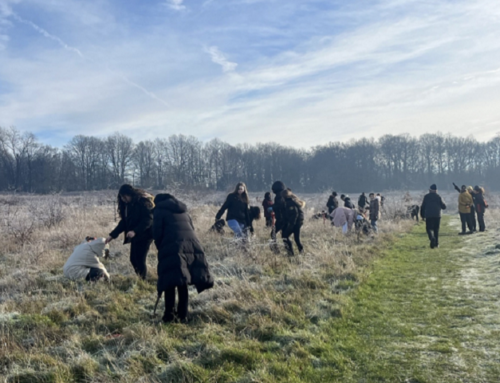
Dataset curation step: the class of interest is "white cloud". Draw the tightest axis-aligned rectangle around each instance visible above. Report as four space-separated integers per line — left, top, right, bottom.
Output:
165 0 185 11
205 46 237 72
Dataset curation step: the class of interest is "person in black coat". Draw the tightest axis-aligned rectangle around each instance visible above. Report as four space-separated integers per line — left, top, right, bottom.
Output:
153 193 214 323
358 192 368 211
269 181 287 254
326 191 339 214
341 194 355 209
473 186 487 232
420 184 447 249
215 182 251 238
262 192 274 227
281 189 306 256
106 184 154 279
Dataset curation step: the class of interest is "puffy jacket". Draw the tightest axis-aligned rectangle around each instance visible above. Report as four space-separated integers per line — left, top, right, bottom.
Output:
154 194 214 294
458 192 473 214
272 181 287 233
109 196 154 244
358 194 368 209
344 197 355 209
326 195 338 213
474 192 487 214
63 238 110 280
420 192 446 218
281 190 305 237
216 193 250 226
369 198 380 221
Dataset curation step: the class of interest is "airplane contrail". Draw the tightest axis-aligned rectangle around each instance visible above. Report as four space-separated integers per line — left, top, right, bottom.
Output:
11 13 170 108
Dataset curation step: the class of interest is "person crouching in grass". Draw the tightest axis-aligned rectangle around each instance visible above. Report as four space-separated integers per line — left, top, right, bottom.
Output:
64 237 110 282
153 193 214 323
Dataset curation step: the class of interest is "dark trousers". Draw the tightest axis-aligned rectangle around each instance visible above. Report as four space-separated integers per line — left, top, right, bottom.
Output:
283 222 304 256
163 285 189 322
86 267 105 282
425 217 441 245
130 239 152 279
459 213 473 233
469 206 477 231
477 211 486 232
265 217 273 227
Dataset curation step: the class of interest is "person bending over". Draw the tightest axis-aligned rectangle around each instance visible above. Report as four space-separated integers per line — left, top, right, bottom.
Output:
64 237 110 282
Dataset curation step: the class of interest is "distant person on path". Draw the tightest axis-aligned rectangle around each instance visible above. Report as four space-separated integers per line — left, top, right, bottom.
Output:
358 192 369 212
457 184 474 235
420 184 447 249
106 184 154 280
473 186 488 232
453 182 475 233
341 194 355 209
153 193 213 323
326 191 339 214
64 237 110 282
281 189 306 255
216 182 251 239
330 206 355 234
262 192 274 227
467 186 477 232
369 193 380 233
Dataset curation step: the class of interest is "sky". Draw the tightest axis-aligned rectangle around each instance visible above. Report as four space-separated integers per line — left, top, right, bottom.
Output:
1 0 500 148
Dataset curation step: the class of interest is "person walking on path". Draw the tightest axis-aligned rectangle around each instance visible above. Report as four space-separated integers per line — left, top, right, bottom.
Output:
281 189 306 255
262 192 274 227
420 184 447 249
153 193 214 323
358 192 369 212
215 182 251 239
473 186 488 232
457 184 474 235
369 193 380 233
106 184 154 280
326 191 339 214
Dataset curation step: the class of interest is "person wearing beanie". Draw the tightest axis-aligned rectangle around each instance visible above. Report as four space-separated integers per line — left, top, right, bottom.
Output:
326 191 339 214
420 184 447 248
473 185 488 232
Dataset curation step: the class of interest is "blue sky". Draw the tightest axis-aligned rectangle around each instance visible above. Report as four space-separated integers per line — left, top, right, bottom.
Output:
1 0 500 147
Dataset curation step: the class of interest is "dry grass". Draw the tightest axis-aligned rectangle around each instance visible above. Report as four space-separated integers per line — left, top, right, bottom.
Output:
0 190 446 382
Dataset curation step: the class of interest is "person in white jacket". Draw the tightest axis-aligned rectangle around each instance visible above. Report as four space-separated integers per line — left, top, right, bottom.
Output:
63 237 110 282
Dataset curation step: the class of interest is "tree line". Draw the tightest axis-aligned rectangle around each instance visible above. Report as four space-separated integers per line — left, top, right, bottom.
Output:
1 126 499 194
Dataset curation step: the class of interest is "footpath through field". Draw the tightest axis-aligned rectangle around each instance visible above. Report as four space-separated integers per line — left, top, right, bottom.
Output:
326 215 500 382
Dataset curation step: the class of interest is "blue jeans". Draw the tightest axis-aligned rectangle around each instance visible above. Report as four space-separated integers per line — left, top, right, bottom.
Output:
227 220 246 238
371 219 378 233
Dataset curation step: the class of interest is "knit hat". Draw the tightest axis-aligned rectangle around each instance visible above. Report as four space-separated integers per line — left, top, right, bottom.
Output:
271 181 286 194
430 184 437 191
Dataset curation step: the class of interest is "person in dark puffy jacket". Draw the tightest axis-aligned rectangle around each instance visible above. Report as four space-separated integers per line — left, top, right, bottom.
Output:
153 193 214 323
358 192 368 211
326 191 339 214
216 182 251 238
281 189 306 256
269 181 287 254
106 184 154 280
341 194 355 209
473 186 487 232
262 192 274 227
420 184 447 248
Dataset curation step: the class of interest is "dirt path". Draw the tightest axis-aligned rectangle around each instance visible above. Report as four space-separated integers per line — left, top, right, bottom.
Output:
330 214 500 382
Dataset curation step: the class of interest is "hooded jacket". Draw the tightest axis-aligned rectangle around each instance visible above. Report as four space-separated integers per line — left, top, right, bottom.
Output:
109 195 154 244
326 195 338 213
358 194 368 209
458 191 473 214
344 197 355 209
153 194 214 294
216 193 250 226
272 181 287 232
63 238 110 281
281 189 305 236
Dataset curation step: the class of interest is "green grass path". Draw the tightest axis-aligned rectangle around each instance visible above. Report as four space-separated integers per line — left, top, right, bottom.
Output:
318 216 500 383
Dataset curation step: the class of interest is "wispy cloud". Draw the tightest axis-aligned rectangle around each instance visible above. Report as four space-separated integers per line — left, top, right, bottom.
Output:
165 0 185 11
205 46 237 72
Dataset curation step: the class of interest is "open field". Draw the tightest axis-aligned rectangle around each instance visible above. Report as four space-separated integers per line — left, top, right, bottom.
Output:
0 190 498 382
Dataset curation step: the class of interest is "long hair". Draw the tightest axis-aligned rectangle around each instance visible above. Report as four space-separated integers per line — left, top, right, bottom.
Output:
232 182 249 204
264 192 272 201
117 184 151 219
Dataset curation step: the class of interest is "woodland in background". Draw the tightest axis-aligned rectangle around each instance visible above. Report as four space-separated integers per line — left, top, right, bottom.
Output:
1 126 499 194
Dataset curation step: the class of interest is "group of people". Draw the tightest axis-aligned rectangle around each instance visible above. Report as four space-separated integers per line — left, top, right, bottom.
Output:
64 184 214 323
420 183 488 249
325 191 385 234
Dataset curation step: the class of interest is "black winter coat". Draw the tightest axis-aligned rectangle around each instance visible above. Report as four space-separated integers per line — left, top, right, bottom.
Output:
109 197 153 244
216 194 250 226
369 198 380 221
473 192 487 214
420 192 446 219
281 190 305 237
326 195 338 213
153 194 214 294
273 195 286 233
358 194 368 208
344 197 355 209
